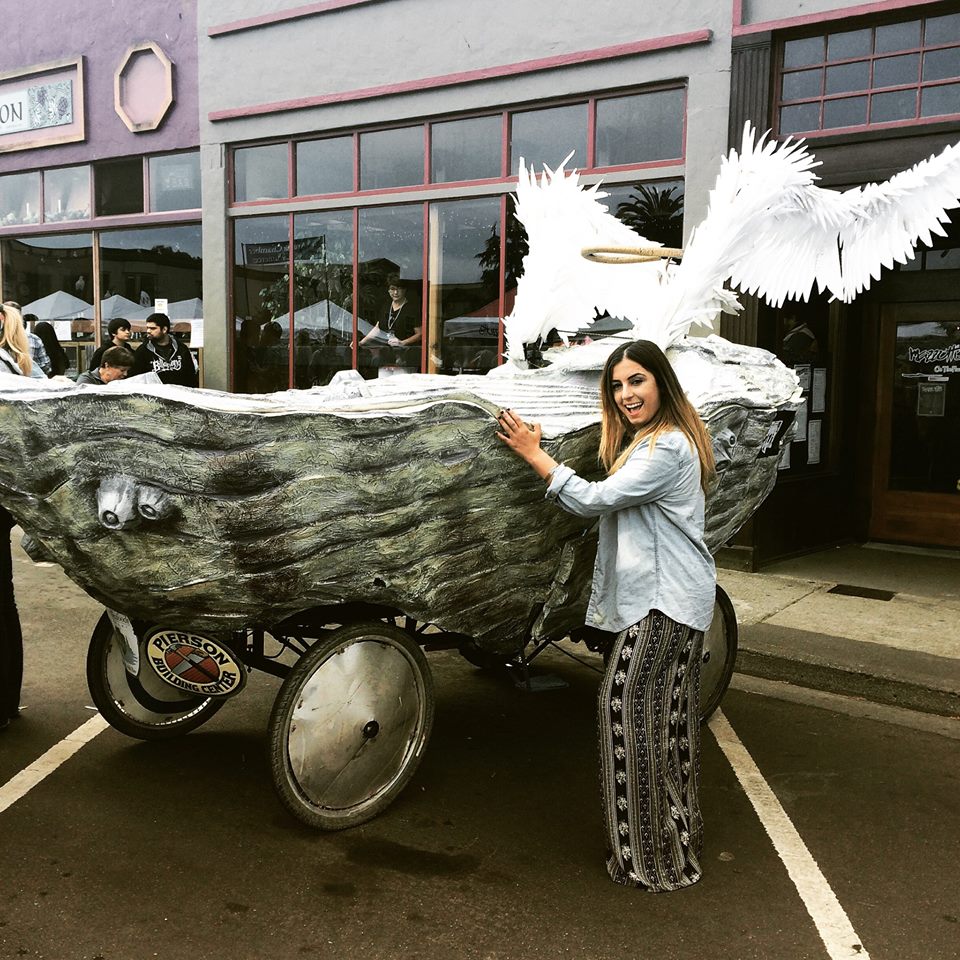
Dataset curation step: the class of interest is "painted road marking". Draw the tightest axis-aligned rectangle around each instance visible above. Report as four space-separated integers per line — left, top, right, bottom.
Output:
0 715 108 815
710 708 870 960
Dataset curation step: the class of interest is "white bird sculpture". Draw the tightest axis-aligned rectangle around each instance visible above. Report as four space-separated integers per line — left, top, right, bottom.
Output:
503 123 960 362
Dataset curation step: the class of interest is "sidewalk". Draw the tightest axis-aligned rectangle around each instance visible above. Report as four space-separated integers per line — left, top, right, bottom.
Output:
719 543 960 717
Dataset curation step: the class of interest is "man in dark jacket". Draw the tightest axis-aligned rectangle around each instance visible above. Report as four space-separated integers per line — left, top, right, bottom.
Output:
130 313 198 387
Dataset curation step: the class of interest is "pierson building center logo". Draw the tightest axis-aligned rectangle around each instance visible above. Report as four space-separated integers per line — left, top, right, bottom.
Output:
146 629 246 698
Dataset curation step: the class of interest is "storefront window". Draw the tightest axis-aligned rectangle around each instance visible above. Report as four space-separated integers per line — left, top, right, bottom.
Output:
510 103 588 173
99 225 203 347
234 144 289 202
292 210 354 387
357 204 423 378
427 197 501 375
602 179 685 249
1 232 93 373
149 152 201 211
359 126 424 190
0 172 41 226
430 116 502 183
44 165 90 222
595 89 685 167
889 317 960 494
95 157 144 217
296 136 354 196
234 216 290 393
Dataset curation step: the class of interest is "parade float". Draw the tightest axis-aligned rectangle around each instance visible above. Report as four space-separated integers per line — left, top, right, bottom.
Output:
0 125 957 828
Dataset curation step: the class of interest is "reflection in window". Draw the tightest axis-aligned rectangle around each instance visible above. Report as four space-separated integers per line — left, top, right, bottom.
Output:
357 204 423 378
297 136 354 196
95 157 144 216
44 166 90 222
603 179 685 249
0 172 41 226
150 152 201 211
428 197 501 375
431 115 502 183
99 225 202 349
234 144 288 202
595 89 685 167
233 216 290 393
510 103 588 174
359 126 424 190
292 210 355 387
0 233 93 371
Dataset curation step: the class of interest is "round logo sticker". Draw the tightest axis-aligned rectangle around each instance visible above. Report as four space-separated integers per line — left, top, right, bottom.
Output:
145 629 246 698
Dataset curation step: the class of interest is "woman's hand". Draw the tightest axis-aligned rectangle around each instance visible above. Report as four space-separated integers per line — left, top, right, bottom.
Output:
496 409 559 480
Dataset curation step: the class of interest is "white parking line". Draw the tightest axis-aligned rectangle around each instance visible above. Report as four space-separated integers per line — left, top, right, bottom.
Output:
710 708 870 960
0 714 108 815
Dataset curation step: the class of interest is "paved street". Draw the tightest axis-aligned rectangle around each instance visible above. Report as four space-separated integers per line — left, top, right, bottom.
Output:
2 546 959 960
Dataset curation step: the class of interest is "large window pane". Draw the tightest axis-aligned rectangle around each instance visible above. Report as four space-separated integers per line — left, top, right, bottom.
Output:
234 144 288 202
876 20 921 54
780 101 821 134
784 36 825 67
873 53 920 88
95 157 144 216
510 103 588 174
427 197 501 375
0 172 41 226
827 29 872 60
870 88 918 123
99 225 203 356
292 210 354 387
359 126 424 190
1 232 93 374
923 47 960 82
825 60 870 94
149 152 201 211
357 204 423 378
782 69 823 100
925 13 960 46
603 179 685 249
233 216 290 392
430 115 502 183
297 136 354 196
920 82 960 117
823 95 867 128
44 165 90 222
595 88 684 167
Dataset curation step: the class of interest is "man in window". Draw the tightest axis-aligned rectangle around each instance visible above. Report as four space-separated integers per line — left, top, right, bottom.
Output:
89 317 135 371
130 312 199 387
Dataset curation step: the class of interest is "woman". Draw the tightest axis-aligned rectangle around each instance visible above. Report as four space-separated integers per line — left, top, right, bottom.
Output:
33 320 71 377
496 339 716 891
0 303 34 729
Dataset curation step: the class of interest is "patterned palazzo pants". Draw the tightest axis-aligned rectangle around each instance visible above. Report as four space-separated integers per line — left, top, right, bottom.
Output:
598 610 704 891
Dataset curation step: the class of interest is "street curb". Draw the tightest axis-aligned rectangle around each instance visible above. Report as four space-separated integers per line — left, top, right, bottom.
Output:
735 623 960 718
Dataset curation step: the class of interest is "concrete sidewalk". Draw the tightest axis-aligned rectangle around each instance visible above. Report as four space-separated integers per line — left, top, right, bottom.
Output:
719 543 960 717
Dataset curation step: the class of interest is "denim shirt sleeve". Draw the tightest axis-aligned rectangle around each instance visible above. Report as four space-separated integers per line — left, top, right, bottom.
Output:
545 439 680 518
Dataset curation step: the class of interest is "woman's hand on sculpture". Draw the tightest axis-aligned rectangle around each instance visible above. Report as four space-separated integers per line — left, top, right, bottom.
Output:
496 409 559 480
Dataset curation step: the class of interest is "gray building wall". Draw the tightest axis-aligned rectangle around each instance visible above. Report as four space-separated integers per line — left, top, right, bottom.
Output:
195 0 735 388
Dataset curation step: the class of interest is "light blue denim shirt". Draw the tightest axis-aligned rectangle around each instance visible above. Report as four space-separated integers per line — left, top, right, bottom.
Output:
546 430 716 634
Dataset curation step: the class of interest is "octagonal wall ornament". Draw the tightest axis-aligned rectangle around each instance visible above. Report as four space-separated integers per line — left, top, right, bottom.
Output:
114 42 175 133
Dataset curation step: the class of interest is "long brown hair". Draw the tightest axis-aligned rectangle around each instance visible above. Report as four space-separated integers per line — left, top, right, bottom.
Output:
598 339 715 491
0 303 32 376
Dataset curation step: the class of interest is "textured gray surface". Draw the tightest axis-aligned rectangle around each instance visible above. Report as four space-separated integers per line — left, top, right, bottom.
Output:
0 336 798 652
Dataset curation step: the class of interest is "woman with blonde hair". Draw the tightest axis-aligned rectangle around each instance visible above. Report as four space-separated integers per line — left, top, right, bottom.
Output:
496 338 716 891
0 302 42 378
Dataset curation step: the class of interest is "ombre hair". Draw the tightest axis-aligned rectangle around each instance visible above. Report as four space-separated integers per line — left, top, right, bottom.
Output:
0 303 32 376
598 339 715 491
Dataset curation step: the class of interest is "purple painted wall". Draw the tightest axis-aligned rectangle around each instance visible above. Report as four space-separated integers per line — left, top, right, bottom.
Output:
0 0 199 174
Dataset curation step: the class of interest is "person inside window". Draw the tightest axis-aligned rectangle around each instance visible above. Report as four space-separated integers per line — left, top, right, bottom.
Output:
356 276 422 374
130 313 199 387
89 317 135 371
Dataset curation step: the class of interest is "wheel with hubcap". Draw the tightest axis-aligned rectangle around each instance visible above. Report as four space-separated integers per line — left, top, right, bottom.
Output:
268 620 434 830
699 584 739 721
86 612 224 740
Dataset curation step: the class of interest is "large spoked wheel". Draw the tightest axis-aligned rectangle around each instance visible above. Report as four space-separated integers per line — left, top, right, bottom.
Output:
86 612 224 740
700 584 739 721
269 621 435 830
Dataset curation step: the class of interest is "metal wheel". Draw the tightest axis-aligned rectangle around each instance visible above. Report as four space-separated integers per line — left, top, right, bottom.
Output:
700 584 739 721
268 620 434 830
86 612 224 740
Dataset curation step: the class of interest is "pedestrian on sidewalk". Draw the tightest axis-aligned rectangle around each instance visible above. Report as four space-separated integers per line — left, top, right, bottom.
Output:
496 339 716 891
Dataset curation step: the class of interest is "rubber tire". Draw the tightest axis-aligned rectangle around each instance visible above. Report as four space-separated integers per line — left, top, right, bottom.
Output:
269 621 434 830
86 612 224 741
700 584 739 721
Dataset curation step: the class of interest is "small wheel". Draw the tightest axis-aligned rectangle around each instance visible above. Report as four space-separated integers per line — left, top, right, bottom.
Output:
268 620 434 830
86 612 224 740
700 584 739 721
